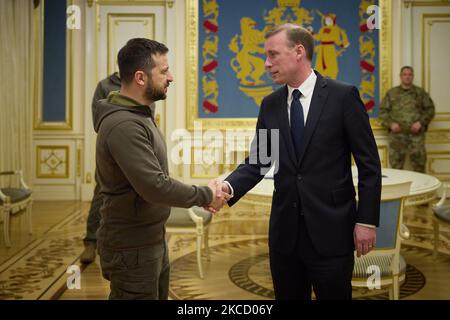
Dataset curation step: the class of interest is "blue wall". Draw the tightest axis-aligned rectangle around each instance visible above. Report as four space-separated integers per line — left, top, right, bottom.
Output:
42 0 67 122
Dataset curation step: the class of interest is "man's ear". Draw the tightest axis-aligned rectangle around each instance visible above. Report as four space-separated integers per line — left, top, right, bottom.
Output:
134 71 146 86
296 44 304 59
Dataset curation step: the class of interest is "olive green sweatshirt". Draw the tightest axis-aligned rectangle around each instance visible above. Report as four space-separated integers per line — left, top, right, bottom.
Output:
94 92 212 249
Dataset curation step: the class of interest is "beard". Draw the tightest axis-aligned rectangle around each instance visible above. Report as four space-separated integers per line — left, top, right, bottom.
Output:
145 79 167 102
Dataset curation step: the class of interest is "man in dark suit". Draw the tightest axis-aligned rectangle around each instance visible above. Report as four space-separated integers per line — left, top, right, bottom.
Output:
220 24 381 300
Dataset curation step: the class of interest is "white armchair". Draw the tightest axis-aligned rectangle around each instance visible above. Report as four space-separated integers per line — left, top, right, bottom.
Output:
166 206 213 279
0 170 33 247
432 183 450 260
352 181 412 300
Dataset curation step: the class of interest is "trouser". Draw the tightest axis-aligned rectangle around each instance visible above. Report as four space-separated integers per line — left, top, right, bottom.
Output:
99 241 170 300
269 215 354 300
83 183 102 245
389 132 427 173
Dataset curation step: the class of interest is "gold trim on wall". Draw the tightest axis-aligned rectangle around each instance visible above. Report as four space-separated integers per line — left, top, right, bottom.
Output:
429 157 450 175
34 0 73 130
431 115 450 122
36 146 70 179
33 2 40 129
427 150 450 177
404 0 450 8
68 0 74 130
95 1 100 85
421 14 450 99
107 13 156 74
186 0 393 130
428 118 450 131
96 0 172 5
426 131 450 142
86 172 92 184
77 147 82 177
421 14 450 126
380 0 392 102
378 144 389 168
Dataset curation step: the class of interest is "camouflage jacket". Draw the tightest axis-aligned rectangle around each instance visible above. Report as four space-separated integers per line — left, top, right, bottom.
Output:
379 85 435 132
91 72 121 122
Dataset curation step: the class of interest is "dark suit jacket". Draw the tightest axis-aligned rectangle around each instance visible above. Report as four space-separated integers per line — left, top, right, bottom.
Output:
225 71 381 257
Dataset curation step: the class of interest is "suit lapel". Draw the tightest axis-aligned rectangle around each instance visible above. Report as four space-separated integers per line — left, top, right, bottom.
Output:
275 86 297 167
297 72 328 167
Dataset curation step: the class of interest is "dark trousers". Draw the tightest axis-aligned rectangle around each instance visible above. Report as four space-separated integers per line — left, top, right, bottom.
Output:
269 215 354 300
83 184 102 245
99 241 170 300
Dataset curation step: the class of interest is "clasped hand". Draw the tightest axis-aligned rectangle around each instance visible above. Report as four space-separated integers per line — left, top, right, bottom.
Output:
204 180 231 213
390 121 422 134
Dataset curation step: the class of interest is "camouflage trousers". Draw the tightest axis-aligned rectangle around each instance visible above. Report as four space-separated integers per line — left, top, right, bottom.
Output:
388 132 427 173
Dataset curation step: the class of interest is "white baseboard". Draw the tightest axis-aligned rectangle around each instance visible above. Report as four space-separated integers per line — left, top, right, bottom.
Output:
32 185 78 200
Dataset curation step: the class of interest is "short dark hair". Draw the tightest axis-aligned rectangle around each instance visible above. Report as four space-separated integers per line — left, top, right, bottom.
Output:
400 66 414 74
265 23 314 61
117 38 169 84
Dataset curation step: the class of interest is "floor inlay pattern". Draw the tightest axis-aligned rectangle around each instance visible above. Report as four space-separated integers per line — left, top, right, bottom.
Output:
2 202 449 300
169 237 427 300
0 209 85 299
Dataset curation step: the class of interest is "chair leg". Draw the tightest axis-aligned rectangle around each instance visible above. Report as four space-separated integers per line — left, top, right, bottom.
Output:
3 209 11 247
203 227 210 261
197 234 204 279
388 285 394 300
27 201 33 235
433 219 439 260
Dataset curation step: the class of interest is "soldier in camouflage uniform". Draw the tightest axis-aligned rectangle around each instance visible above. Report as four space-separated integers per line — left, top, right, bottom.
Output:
379 66 435 172
80 73 156 264
80 72 121 264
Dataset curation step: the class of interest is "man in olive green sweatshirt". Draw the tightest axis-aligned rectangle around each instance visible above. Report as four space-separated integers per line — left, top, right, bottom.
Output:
94 38 228 300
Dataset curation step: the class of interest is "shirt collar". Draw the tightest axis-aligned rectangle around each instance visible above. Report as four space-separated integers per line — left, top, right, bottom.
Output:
287 69 317 99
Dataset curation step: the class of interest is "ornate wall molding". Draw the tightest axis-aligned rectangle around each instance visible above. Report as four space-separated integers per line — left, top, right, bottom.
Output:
36 145 69 179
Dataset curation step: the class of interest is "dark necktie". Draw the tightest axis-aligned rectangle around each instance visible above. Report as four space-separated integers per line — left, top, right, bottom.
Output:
290 89 305 161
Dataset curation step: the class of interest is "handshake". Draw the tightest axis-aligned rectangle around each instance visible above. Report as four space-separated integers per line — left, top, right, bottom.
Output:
204 180 232 213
